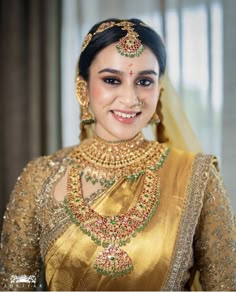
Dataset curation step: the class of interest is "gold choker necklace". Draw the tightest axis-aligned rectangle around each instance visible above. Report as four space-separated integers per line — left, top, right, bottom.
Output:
65 133 170 278
69 133 169 187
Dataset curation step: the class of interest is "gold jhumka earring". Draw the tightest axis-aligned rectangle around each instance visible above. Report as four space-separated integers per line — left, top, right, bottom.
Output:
148 88 164 125
149 112 160 125
76 76 94 125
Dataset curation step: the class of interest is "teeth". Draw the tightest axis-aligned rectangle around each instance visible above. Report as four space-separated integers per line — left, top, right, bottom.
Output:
113 111 137 119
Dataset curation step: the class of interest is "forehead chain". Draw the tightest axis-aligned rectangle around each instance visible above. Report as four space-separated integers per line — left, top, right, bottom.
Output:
81 20 148 58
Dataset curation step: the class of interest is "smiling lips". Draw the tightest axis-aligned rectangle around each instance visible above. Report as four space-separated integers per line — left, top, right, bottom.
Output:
111 110 141 121
111 110 141 123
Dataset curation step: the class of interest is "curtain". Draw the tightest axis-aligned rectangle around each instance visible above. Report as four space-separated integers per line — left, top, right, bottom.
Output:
0 0 62 232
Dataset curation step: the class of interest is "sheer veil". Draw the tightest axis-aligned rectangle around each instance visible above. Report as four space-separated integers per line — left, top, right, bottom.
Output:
157 73 202 152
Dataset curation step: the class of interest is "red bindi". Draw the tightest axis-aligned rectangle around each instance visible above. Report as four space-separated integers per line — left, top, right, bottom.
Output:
129 70 134 77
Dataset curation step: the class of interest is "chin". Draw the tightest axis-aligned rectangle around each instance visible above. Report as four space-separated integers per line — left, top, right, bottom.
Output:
95 122 145 142
109 129 141 142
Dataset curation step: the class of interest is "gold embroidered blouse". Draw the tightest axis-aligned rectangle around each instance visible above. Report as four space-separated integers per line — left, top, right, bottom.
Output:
0 137 235 291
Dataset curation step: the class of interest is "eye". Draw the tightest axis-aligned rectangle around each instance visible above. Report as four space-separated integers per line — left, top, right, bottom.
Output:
136 78 154 87
103 77 121 85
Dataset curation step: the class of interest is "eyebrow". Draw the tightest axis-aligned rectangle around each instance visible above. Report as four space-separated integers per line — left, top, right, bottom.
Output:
138 70 158 76
98 68 158 76
98 68 122 75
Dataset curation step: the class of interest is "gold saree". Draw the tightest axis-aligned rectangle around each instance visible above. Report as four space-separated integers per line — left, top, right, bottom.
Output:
0 144 235 291
45 148 193 290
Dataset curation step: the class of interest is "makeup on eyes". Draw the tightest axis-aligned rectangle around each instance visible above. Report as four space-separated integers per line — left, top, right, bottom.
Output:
99 68 156 87
98 68 158 77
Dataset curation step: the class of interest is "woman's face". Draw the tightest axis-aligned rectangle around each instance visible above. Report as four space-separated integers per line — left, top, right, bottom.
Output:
88 43 160 141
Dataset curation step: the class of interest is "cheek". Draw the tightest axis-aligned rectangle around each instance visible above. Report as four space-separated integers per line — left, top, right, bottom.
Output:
89 83 104 102
151 92 158 103
144 91 158 108
89 82 114 105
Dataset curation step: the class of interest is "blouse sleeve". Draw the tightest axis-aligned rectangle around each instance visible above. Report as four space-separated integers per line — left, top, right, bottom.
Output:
194 163 236 290
0 158 46 290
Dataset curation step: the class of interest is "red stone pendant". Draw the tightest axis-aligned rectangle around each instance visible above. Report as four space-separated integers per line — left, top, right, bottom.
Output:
94 245 133 278
116 34 144 57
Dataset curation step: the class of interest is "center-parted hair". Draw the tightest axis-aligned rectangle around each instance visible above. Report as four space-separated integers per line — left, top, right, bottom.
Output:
78 18 166 81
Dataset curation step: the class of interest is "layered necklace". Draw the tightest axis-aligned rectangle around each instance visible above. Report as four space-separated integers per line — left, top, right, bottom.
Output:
64 133 170 278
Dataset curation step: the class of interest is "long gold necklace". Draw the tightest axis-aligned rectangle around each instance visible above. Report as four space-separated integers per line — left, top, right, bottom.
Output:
65 133 170 278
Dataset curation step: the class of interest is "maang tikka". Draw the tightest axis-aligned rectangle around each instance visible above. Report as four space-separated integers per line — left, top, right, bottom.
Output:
81 20 145 58
116 21 144 57
76 76 94 125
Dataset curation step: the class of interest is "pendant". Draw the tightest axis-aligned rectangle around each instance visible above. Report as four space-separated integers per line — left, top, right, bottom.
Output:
116 34 144 58
94 245 133 278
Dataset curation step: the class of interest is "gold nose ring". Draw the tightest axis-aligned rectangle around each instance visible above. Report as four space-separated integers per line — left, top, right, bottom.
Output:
137 97 144 107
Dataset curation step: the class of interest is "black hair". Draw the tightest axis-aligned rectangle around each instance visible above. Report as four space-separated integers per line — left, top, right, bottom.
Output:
78 18 166 81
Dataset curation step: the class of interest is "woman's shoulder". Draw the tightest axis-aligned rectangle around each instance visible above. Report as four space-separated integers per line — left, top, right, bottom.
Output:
22 145 77 175
158 143 219 182
165 144 218 167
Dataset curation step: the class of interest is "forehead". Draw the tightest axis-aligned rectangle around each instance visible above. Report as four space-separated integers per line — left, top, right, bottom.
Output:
90 43 159 72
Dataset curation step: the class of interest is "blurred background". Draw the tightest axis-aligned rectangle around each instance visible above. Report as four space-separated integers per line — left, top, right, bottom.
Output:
0 0 235 232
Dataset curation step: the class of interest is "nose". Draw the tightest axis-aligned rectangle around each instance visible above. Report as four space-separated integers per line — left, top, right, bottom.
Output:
118 85 138 108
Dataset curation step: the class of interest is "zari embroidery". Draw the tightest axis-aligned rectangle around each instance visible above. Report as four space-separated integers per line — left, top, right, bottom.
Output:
38 158 72 259
162 154 236 291
162 153 212 290
194 164 236 290
0 158 45 290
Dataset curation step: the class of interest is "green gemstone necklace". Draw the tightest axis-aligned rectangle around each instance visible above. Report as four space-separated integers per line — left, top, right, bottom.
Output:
64 133 170 278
